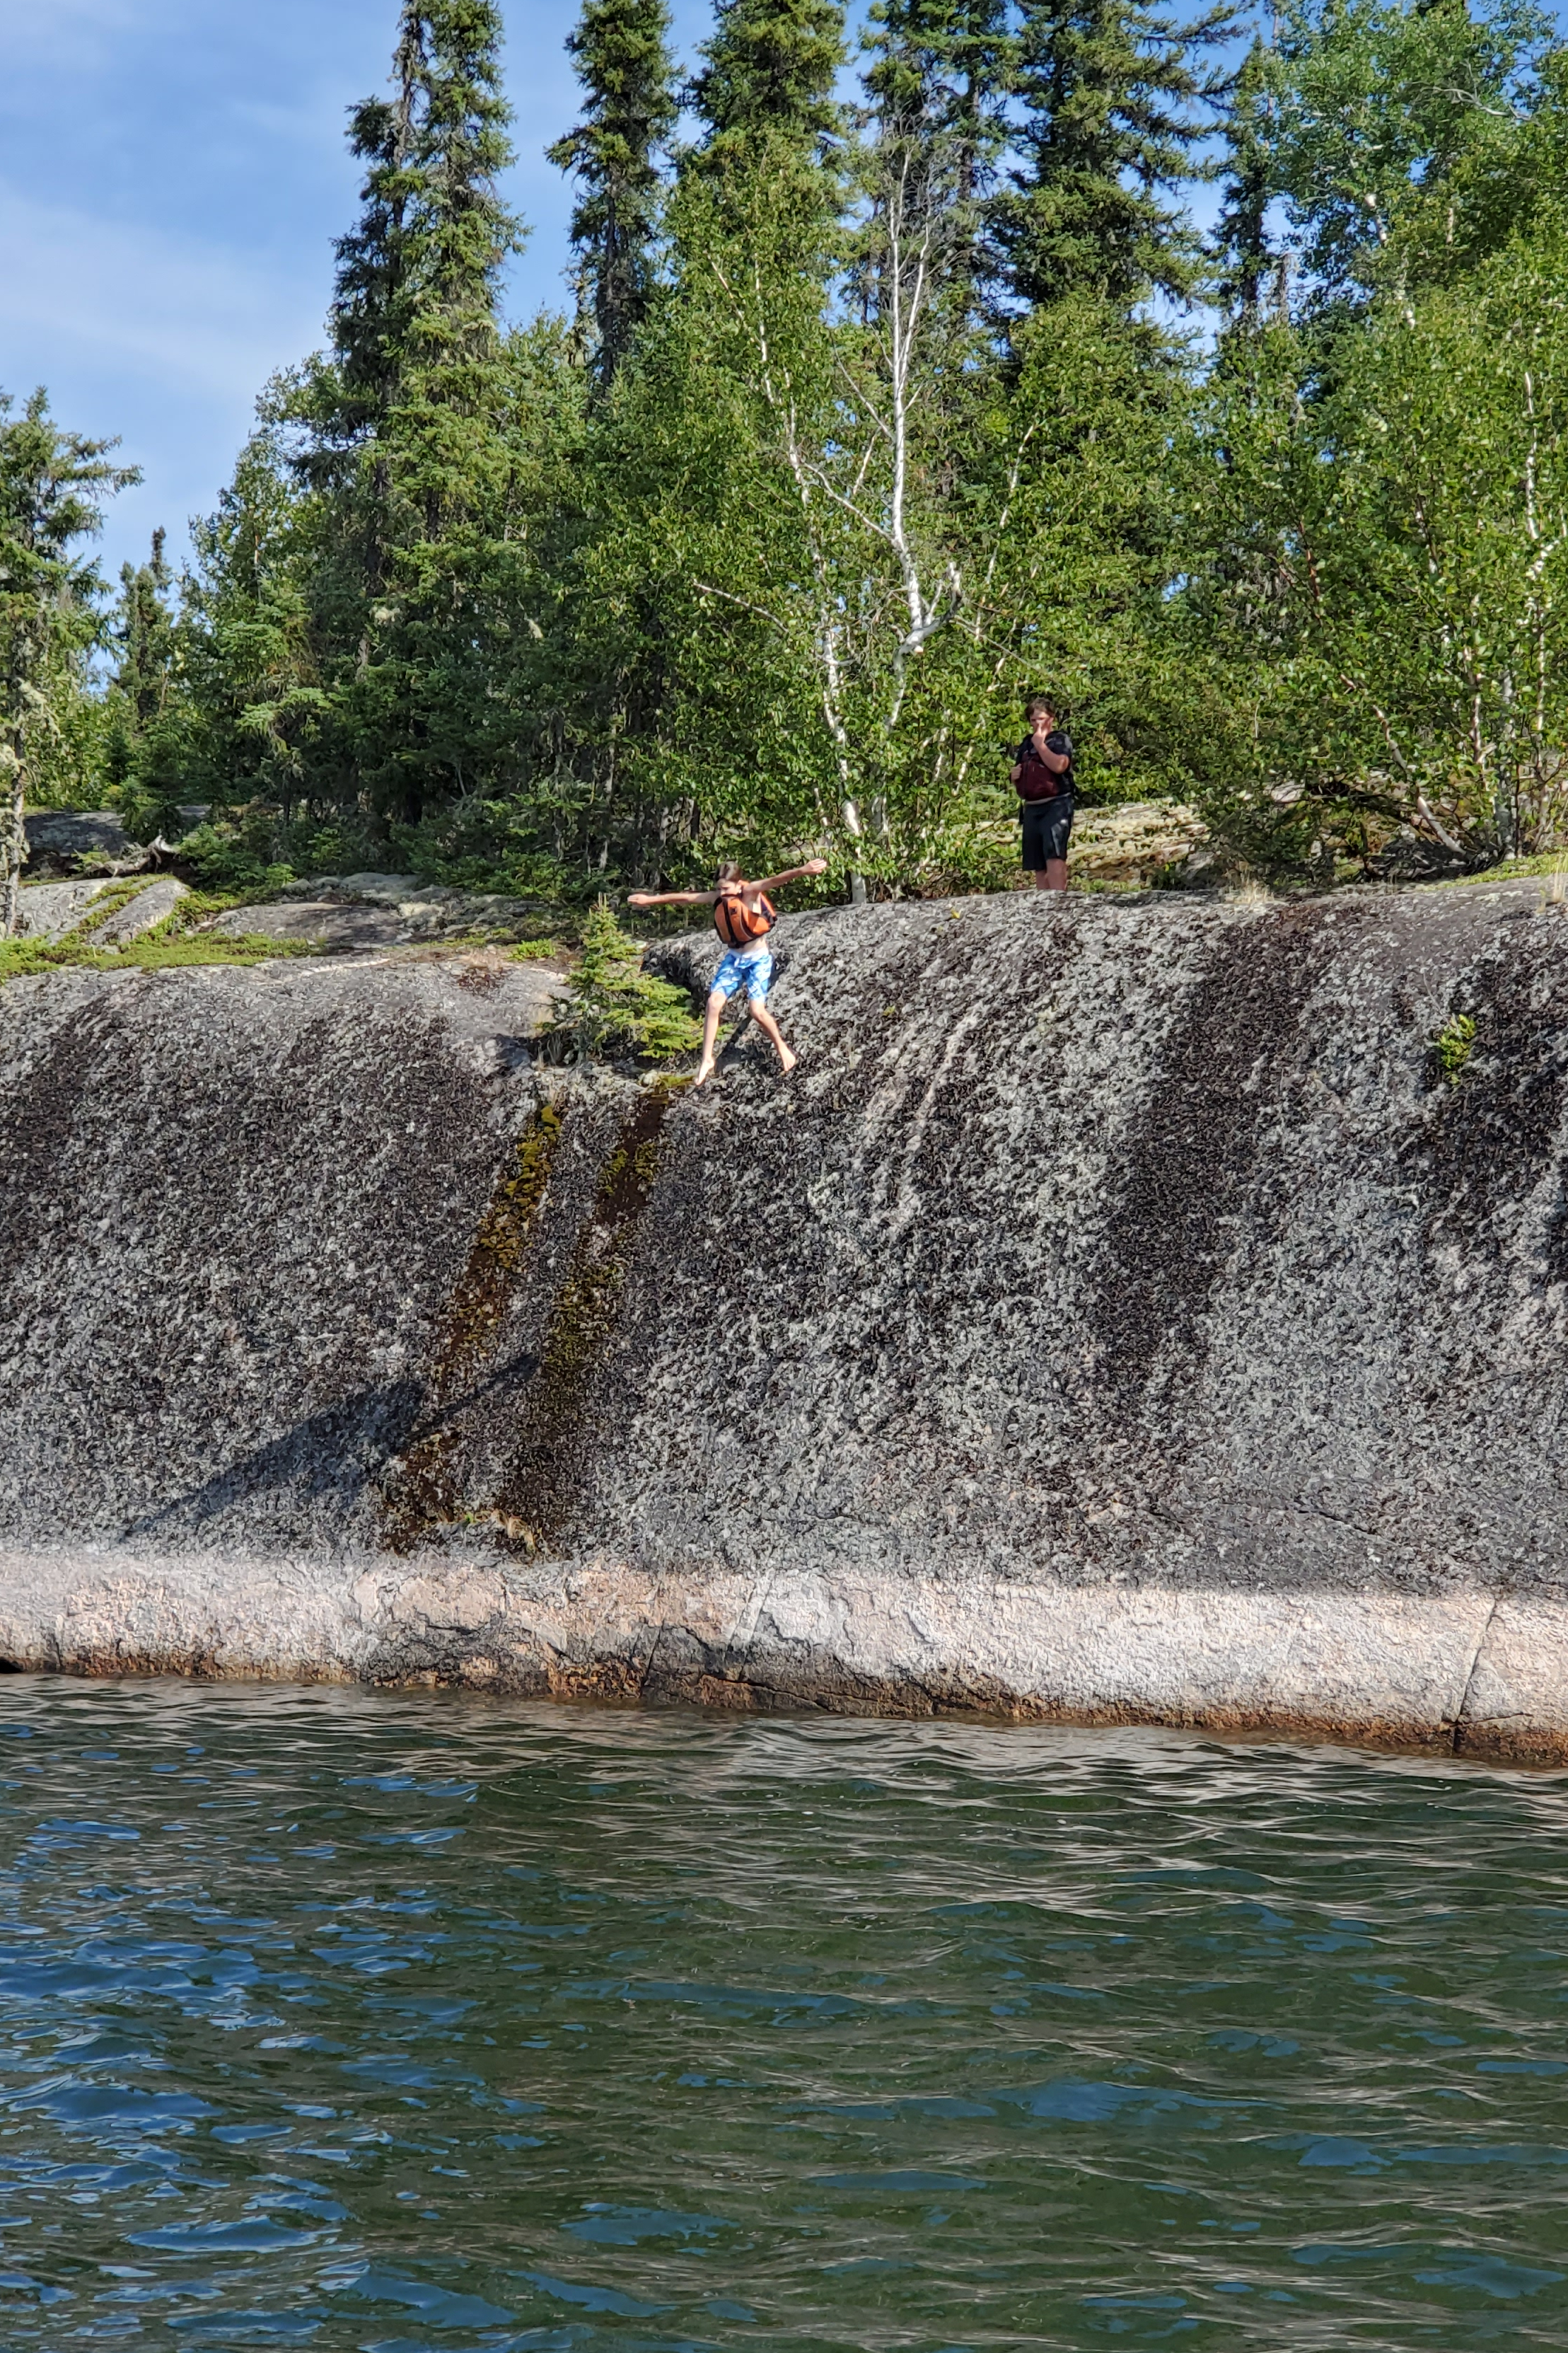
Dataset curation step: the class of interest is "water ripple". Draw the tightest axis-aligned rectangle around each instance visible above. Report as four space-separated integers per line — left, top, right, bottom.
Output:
2 1680 1568 2347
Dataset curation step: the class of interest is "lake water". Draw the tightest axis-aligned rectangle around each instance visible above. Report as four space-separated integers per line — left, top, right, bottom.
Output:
3 1680 1568 2350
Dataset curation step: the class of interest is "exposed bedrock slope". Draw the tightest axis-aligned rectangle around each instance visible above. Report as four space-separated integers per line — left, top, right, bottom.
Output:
2 888 1566 1755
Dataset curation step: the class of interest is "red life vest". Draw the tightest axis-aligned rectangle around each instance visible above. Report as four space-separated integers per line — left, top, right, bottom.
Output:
714 887 776 949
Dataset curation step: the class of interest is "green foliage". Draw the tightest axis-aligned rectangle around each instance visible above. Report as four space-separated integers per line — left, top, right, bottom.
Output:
688 0 848 195
1271 0 1551 316
0 927 308 989
0 389 139 928
102 528 182 814
21 0 1568 916
174 819 296 898
549 0 678 381
1176 227 1568 865
1434 1010 1477 1082
547 897 702 1060
1212 37 1283 329
989 0 1241 312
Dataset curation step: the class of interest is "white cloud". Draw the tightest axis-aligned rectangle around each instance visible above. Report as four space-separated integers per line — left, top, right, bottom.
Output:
0 185 329 403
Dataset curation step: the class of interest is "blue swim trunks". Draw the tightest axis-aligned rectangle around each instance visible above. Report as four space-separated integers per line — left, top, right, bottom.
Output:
712 947 774 1004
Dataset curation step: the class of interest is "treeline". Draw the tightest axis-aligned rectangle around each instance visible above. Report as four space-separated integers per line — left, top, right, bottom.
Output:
6 0 1568 911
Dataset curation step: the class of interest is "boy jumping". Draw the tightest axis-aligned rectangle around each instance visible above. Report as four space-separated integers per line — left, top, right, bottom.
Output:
627 859 827 1087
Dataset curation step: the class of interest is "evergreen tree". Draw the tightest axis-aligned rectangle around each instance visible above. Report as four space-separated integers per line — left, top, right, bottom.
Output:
687 0 848 195
272 1 540 828
169 427 328 837
548 0 678 386
547 897 702 1060
0 390 136 932
863 0 1011 205
307 4 525 510
990 0 1239 313
103 526 187 821
112 530 177 729
103 528 180 797
859 0 1012 320
1212 36 1281 328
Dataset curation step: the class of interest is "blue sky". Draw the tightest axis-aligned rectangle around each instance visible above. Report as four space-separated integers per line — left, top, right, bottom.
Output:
0 0 714 586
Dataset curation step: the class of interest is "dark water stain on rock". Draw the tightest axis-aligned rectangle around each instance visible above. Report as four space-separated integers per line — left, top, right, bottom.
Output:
494 1081 683 1551
1088 904 1328 1428
1409 934 1568 1280
382 1099 567 1551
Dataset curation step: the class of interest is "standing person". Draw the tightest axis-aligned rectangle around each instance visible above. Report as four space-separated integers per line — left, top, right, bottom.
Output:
1011 694 1076 892
627 859 827 1087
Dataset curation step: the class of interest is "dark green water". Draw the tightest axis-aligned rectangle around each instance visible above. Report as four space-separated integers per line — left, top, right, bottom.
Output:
4 1682 1568 2352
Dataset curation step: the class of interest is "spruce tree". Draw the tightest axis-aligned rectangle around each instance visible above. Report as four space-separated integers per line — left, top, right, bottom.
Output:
863 0 1010 216
103 527 182 811
0 390 137 932
688 0 848 193
1212 36 1280 330
110 531 178 731
281 3 533 826
549 0 678 386
991 0 1239 313
317 6 524 493
858 0 1012 330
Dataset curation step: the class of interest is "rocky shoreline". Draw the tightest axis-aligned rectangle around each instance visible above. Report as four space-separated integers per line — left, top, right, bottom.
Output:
3 1546 1564 1762
4 884 1567 1758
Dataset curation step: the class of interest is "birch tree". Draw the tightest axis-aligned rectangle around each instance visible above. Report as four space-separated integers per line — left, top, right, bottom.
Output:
1185 236 1568 863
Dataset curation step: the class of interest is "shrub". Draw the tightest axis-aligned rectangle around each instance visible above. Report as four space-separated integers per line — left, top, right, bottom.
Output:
545 898 701 1063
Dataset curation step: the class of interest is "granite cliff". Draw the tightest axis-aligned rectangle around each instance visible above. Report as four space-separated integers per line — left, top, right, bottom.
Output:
3 884 1567 1757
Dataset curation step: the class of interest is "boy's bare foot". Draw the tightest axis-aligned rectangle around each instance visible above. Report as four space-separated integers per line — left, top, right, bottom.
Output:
777 1045 798 1076
693 1060 716 1088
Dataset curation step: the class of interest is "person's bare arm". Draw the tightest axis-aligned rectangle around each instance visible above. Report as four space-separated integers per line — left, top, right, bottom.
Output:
750 858 829 893
1036 739 1071 775
626 889 719 908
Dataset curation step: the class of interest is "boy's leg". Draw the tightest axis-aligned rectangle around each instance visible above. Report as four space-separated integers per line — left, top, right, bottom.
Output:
748 996 797 1075
694 988 728 1085
1036 857 1068 892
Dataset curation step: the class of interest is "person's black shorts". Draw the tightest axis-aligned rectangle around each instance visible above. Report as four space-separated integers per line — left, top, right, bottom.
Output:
1022 794 1074 869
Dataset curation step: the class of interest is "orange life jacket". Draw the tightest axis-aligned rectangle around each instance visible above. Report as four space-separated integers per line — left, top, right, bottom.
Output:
714 887 776 949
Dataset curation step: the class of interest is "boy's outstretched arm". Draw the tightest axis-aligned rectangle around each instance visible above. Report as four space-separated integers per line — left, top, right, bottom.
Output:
751 858 829 893
626 889 719 907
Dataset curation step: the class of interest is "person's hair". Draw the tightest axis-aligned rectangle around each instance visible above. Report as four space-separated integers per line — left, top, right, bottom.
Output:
715 861 743 886
1025 693 1059 721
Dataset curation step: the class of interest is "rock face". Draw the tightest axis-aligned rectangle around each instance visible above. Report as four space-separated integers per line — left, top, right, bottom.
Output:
237 871 545 948
90 877 190 943
21 809 149 877
14 874 187 943
13 879 112 940
2 887 1567 1757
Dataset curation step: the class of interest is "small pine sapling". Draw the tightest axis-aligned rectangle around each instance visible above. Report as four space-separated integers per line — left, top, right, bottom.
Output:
550 897 702 1062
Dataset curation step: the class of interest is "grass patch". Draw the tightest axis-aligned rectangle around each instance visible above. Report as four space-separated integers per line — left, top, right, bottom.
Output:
1434 1010 1477 1084
0 930 313 988
1424 851 1568 889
